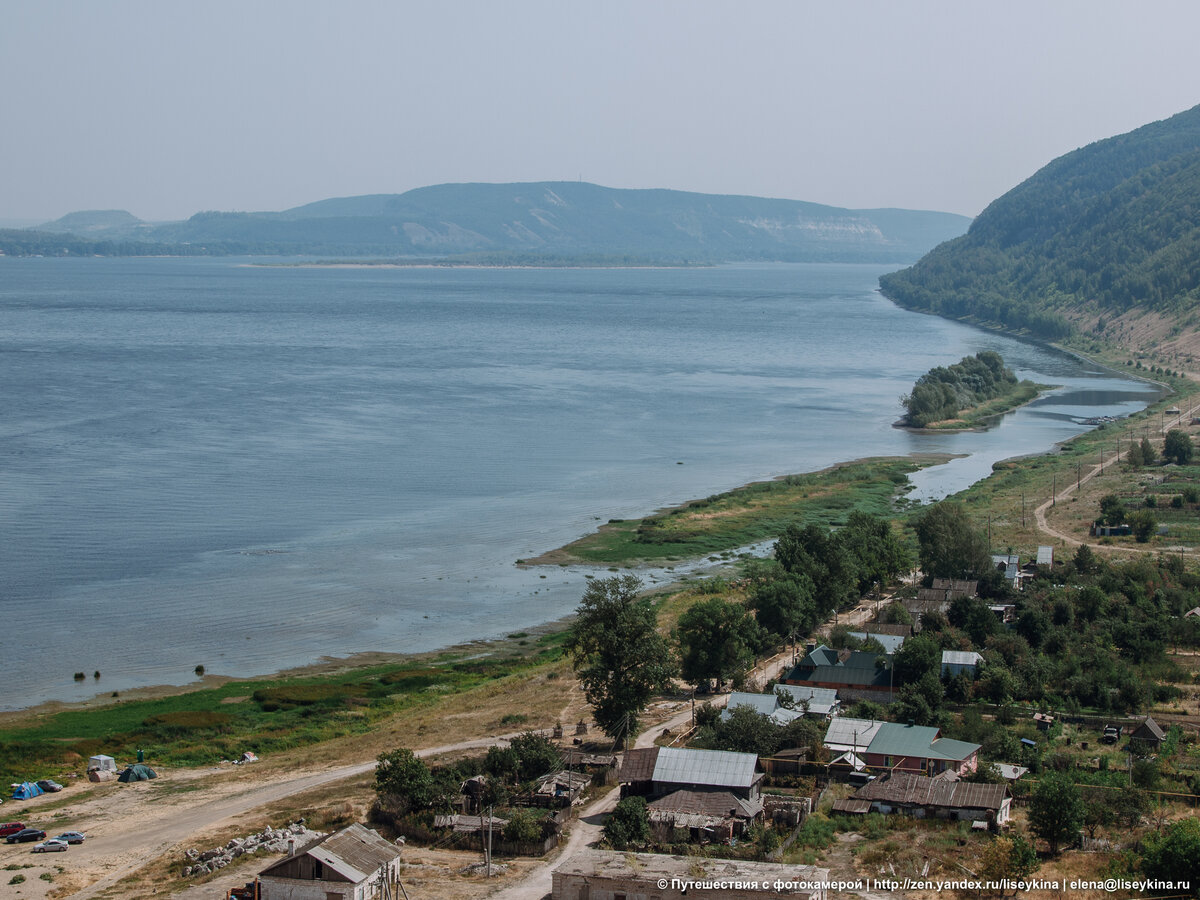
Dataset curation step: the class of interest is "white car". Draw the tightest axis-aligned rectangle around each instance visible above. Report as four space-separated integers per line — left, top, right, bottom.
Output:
33 838 69 853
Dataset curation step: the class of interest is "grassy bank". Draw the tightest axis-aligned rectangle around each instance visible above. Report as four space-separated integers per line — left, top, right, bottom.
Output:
0 630 572 784
902 380 1050 431
525 457 939 566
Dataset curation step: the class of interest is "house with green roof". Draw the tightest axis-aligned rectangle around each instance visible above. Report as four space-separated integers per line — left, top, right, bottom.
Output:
863 722 980 776
782 644 893 696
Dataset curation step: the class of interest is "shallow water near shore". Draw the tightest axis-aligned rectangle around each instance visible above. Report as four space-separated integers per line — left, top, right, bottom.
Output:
0 258 1160 709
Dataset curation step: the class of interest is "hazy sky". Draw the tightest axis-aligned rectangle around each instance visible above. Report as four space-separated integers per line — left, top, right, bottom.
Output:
4 1 1200 223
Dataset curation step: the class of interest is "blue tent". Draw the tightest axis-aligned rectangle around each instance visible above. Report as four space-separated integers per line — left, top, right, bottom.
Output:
12 781 44 800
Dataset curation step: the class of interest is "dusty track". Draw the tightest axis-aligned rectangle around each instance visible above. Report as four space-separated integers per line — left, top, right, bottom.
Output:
1033 395 1200 554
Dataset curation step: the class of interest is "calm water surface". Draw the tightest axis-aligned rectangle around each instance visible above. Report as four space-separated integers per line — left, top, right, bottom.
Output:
0 259 1160 709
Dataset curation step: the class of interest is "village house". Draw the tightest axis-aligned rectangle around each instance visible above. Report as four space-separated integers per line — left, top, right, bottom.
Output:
833 771 1011 825
1129 715 1166 750
722 685 840 724
822 717 885 756
847 630 906 653
940 650 984 678
861 722 980 776
782 644 892 697
552 849 830 900
256 823 403 900
618 747 762 803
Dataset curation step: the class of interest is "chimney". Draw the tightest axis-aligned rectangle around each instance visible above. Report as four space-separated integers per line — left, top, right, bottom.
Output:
288 838 295 857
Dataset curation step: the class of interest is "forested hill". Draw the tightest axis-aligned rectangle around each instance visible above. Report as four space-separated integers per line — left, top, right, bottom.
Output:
879 104 1200 342
14 182 970 263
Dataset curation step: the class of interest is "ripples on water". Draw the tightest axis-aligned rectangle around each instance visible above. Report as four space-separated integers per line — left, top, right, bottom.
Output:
0 259 1161 708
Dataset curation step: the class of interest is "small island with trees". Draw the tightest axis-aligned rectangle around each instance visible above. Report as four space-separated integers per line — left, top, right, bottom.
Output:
898 350 1046 430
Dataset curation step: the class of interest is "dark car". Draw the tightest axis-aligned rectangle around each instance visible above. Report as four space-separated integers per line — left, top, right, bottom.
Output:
5 828 46 844
0 822 26 837
36 779 64 793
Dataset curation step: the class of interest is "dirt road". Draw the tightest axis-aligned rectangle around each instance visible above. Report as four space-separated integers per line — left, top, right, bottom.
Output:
1034 396 1200 553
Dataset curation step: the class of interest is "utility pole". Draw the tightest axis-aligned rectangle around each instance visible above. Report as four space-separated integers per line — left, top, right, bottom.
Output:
486 804 493 878
1052 473 1056 507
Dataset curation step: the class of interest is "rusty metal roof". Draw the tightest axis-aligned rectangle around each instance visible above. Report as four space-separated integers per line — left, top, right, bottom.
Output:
853 772 1008 811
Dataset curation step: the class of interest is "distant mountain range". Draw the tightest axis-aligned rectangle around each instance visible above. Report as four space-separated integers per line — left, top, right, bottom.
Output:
10 182 971 263
880 104 1200 357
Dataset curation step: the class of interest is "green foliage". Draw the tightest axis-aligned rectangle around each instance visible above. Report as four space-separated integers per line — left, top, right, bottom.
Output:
1028 772 1084 855
979 833 1040 881
749 573 817 641
564 576 676 747
1140 817 1200 889
879 105 1200 337
900 351 1021 427
503 808 544 844
698 705 782 757
914 502 992 579
892 634 941 685
1164 429 1194 465
508 731 562 783
675 597 764 689
604 796 650 849
375 748 434 815
1099 494 1127 526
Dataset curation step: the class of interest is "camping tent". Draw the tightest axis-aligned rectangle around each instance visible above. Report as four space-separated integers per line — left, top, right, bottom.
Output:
12 781 44 800
88 755 117 773
117 764 157 783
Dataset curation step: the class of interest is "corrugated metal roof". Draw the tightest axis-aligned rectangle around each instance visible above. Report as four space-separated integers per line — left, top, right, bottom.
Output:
867 722 941 758
649 789 761 819
848 631 906 654
831 798 872 814
941 650 983 667
853 772 1007 811
652 747 758 789
261 824 401 884
723 692 781 717
619 747 659 783
866 723 980 763
1037 546 1053 565
823 717 884 752
774 685 839 716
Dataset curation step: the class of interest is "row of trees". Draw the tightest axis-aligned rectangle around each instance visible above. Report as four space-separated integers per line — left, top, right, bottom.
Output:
564 511 914 747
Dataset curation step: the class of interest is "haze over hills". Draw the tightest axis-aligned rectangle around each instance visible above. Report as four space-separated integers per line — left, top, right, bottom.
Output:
14 182 971 263
879 103 1200 360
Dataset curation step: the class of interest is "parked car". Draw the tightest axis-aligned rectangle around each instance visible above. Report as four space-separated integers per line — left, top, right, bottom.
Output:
6 828 47 844
33 838 68 853
0 822 26 837
55 831 85 844
36 779 64 793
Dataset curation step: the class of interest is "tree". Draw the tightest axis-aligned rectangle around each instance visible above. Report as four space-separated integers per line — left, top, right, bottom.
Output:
1099 493 1126 526
509 731 562 783
374 748 434 815
604 796 650 849
1163 428 1193 465
1028 772 1083 855
702 704 782 757
503 808 543 844
564 575 676 748
1140 817 1200 888
892 634 941 685
749 572 817 640
774 523 855 615
914 502 991 580
838 511 913 594
1072 542 1097 575
979 833 1040 885
1129 509 1157 543
675 597 763 689
1140 436 1158 466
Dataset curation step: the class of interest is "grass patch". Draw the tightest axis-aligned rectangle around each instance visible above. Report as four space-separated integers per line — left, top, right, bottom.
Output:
543 458 931 565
